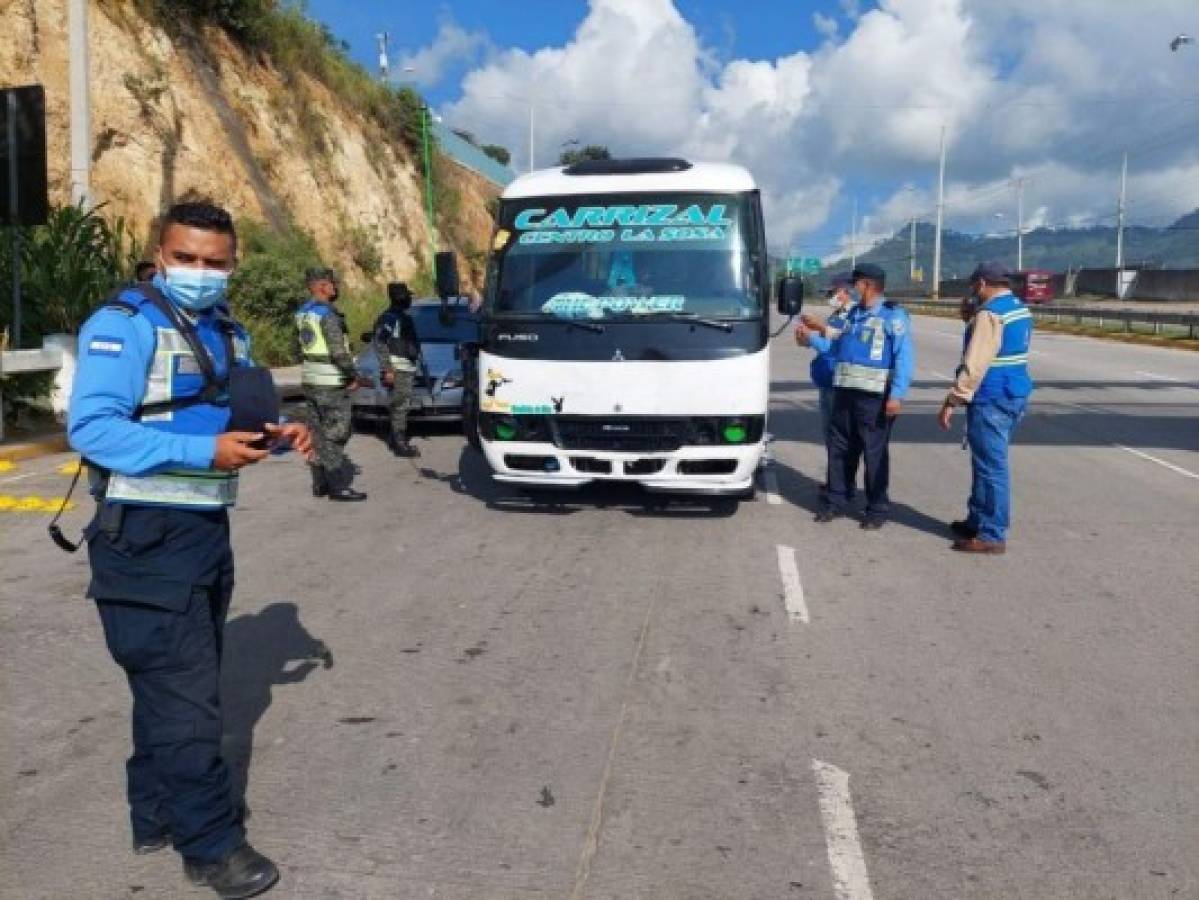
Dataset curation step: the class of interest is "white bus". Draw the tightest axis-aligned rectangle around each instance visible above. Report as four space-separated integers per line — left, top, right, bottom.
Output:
463 157 801 497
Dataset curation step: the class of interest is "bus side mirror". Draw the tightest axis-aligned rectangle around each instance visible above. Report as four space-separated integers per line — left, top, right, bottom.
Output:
435 251 460 300
776 276 803 316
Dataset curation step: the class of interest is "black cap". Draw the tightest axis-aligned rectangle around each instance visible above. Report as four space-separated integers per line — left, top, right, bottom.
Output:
387 281 413 301
829 271 853 289
850 263 886 287
969 261 1011 284
305 266 339 284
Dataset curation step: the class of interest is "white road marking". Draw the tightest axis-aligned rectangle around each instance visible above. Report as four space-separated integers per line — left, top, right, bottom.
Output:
0 472 38 484
926 370 952 381
775 545 809 624
812 760 875 900
763 467 782 505
1134 370 1185 384
1113 445 1199 480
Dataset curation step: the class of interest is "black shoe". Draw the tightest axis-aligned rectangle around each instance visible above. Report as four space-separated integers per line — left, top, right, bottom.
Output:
184 844 279 898
949 519 978 539
391 439 421 458
814 508 841 524
132 831 170 855
860 516 887 530
328 487 368 502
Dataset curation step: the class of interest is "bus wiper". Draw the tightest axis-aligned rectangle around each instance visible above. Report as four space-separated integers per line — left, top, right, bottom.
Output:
549 318 606 334
631 312 734 333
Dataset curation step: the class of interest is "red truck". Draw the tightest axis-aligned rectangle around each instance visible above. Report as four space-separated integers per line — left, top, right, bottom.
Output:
1011 269 1055 304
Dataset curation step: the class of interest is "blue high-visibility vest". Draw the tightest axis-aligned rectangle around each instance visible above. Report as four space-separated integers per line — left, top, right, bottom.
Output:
972 291 1034 402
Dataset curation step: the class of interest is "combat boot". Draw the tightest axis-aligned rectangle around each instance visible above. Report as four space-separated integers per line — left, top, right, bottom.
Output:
183 843 279 898
311 469 328 498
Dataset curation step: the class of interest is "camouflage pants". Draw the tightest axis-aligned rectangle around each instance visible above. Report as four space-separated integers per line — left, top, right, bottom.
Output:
304 386 354 490
389 367 415 439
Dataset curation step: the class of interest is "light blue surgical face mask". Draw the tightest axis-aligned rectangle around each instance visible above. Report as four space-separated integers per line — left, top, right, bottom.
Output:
159 267 230 311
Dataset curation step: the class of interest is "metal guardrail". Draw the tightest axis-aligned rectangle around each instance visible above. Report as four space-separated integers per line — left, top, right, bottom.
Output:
431 122 516 188
903 299 1199 339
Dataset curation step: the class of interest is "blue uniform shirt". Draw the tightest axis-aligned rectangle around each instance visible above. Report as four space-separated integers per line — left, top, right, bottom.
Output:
68 284 243 477
807 306 851 389
823 299 915 399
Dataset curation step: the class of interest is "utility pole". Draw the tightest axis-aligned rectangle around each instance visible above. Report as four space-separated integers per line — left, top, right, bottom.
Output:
932 123 947 299
850 196 858 269
1116 151 1127 271
1015 177 1025 272
528 100 536 173
909 215 917 281
68 0 91 207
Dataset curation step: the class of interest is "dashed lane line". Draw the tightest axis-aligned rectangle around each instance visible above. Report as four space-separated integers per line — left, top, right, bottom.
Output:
763 467 782 505
813 760 875 900
1113 445 1199 481
1134 370 1190 385
775 545 809 624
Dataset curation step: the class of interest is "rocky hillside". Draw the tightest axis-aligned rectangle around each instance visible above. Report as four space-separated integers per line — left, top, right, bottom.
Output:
0 0 500 290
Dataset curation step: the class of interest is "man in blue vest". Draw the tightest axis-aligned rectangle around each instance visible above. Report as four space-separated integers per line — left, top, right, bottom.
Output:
810 263 914 529
69 202 313 898
938 261 1034 553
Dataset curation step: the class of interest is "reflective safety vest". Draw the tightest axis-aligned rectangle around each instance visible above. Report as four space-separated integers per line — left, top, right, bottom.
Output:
810 306 850 389
296 300 349 387
375 308 418 372
832 302 906 394
973 291 1034 402
99 287 250 509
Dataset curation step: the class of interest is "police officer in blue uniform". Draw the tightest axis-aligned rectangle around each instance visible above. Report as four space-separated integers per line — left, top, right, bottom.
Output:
812 263 914 529
938 261 1035 553
68 202 313 898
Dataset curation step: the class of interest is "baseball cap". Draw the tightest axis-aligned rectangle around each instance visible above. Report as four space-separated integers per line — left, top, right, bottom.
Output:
968 261 1011 284
305 266 339 284
850 263 886 287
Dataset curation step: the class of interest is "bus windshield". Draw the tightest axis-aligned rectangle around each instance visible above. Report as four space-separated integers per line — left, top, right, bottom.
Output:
489 192 763 321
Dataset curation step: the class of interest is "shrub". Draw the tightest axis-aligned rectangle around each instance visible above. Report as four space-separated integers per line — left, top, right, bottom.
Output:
482 144 511 166
0 203 140 340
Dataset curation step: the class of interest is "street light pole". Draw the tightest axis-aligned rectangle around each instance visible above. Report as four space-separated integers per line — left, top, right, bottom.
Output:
68 0 91 207
421 104 437 281
1015 177 1025 272
850 196 858 269
1116 151 1127 272
932 123 947 299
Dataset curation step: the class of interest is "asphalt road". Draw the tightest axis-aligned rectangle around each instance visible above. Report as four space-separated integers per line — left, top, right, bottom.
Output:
1 318 1197 899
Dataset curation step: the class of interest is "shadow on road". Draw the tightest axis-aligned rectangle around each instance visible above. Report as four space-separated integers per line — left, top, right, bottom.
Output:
418 446 741 518
221 602 332 808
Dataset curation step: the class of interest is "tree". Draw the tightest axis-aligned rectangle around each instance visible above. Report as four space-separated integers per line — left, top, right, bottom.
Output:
558 145 612 166
482 144 511 166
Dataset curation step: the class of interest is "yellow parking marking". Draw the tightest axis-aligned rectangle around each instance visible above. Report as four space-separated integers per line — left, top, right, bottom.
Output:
0 495 75 513
0 460 16 473
58 460 82 475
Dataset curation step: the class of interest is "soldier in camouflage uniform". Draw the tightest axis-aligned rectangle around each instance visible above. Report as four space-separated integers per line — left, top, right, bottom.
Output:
295 267 368 501
372 281 422 458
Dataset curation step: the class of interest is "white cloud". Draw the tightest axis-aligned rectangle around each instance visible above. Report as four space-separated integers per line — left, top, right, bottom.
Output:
396 19 490 88
442 0 1199 253
813 12 839 40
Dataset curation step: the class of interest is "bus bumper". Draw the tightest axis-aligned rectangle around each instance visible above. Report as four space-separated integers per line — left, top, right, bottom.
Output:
482 440 764 495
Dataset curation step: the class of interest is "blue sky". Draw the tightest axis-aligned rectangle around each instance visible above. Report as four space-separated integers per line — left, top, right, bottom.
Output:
302 0 1199 262
306 0 867 106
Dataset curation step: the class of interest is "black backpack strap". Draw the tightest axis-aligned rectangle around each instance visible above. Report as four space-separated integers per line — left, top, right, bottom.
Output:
128 285 233 418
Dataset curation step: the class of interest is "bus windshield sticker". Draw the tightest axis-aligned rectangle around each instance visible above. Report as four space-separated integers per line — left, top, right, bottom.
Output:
542 292 686 318
514 203 734 246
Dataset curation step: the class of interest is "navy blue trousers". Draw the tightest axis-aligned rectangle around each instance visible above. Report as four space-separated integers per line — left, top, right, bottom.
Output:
825 388 895 517
88 505 244 862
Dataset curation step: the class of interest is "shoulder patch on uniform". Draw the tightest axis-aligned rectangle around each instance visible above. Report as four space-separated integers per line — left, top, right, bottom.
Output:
88 335 126 357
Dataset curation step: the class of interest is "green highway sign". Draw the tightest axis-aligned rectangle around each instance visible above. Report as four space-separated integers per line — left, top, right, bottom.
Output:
786 256 822 275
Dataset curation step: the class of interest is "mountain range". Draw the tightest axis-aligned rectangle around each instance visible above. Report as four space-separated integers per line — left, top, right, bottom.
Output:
818 210 1199 285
